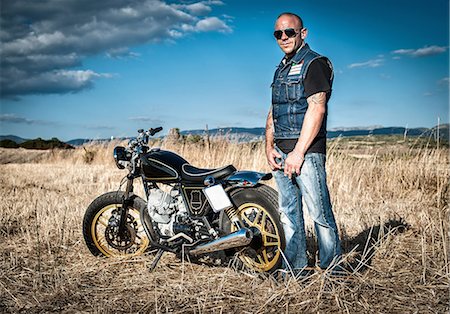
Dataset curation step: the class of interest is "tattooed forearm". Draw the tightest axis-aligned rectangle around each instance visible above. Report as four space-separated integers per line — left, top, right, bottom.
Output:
265 107 274 150
293 92 327 155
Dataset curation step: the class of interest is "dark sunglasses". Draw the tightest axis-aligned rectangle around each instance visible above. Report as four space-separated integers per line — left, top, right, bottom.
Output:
273 28 298 40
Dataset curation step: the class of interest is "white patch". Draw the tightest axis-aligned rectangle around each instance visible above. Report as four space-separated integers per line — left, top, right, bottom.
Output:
288 63 303 76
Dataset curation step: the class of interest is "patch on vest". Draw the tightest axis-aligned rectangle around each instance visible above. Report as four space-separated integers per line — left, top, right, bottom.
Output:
288 60 304 76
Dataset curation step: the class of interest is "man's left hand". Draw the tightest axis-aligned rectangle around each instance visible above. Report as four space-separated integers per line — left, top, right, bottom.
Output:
284 151 305 179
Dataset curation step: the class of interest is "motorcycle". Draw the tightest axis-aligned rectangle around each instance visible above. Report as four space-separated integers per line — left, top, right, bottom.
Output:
82 127 285 273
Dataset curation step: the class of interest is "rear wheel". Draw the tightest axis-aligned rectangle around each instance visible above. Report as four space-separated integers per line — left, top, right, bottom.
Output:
83 192 150 257
227 185 285 273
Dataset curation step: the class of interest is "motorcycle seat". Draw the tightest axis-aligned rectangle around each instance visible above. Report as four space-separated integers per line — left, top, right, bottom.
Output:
181 164 236 183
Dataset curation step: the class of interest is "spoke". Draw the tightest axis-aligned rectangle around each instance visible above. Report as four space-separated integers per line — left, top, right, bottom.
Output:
262 231 278 239
262 249 270 264
241 214 254 227
253 210 262 225
98 216 109 227
98 235 108 248
259 212 267 231
264 239 280 247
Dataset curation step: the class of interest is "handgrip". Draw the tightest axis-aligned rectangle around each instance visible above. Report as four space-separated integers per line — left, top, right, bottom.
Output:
149 126 163 136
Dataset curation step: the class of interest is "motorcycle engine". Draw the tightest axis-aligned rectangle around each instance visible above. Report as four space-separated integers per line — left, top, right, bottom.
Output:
147 187 199 239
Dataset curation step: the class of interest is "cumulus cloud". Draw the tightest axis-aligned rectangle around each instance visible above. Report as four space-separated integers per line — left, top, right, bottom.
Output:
0 0 231 98
195 17 231 33
348 58 384 69
391 45 448 58
3 69 113 97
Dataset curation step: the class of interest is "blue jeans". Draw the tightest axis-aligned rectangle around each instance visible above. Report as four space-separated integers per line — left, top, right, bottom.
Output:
273 149 341 270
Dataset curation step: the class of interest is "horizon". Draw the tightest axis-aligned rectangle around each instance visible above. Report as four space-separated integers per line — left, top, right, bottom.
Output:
2 123 448 142
1 0 449 141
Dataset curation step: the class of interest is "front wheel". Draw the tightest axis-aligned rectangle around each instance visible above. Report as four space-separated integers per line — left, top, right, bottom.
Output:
83 191 150 257
226 185 285 273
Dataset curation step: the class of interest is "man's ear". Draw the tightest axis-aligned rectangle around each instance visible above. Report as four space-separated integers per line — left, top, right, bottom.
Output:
301 28 308 40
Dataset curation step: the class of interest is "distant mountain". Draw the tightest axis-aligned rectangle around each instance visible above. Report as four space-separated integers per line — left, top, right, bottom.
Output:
0 135 29 144
2 124 448 147
181 125 449 141
181 127 265 142
0 137 74 149
67 137 134 146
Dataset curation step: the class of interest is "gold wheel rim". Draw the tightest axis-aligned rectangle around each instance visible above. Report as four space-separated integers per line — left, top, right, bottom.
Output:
231 203 281 272
91 204 149 257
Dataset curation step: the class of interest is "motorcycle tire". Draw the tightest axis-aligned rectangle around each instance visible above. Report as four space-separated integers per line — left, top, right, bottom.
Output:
83 191 150 257
226 184 286 273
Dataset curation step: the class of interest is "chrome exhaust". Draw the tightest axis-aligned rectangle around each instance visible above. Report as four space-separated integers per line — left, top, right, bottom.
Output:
189 228 253 256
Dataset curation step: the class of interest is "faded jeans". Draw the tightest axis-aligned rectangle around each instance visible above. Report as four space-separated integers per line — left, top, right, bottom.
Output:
273 148 341 270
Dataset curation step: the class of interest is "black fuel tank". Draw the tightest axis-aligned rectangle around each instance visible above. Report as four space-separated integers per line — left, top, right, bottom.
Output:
140 149 188 182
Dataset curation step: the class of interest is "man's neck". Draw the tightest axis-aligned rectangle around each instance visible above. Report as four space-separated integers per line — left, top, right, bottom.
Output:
285 42 306 59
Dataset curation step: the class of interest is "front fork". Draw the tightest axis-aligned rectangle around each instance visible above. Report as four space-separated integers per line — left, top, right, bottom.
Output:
118 174 134 236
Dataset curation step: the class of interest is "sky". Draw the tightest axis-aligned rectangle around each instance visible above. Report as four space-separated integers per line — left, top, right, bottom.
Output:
0 0 449 141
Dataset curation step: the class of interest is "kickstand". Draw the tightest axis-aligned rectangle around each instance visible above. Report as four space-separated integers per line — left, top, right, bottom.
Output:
148 249 164 272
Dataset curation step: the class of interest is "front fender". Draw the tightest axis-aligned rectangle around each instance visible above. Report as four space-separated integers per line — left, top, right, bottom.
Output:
225 171 272 187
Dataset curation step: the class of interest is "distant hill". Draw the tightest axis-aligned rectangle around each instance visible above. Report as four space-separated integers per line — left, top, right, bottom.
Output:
0 137 74 149
0 135 29 144
181 125 449 142
2 124 448 147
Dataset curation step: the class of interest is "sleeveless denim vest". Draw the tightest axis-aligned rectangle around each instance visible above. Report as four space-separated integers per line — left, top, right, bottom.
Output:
271 44 333 139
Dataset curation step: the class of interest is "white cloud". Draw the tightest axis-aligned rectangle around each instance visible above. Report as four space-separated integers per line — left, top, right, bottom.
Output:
0 0 232 98
348 58 384 69
186 3 212 15
195 17 232 33
392 45 447 57
3 69 113 96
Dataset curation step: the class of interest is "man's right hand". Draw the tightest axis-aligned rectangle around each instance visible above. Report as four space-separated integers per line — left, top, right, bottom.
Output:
266 147 282 170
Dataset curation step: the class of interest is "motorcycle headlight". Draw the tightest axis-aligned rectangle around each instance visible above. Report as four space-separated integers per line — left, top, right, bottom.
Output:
113 146 131 169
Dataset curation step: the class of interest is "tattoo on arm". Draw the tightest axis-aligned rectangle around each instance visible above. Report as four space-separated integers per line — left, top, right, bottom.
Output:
265 108 274 149
266 110 273 133
307 92 326 108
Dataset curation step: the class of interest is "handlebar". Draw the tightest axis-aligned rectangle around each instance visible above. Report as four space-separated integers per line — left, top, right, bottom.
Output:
149 127 163 136
131 127 163 148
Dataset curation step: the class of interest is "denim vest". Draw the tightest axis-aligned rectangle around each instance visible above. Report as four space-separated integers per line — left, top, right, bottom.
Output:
271 44 333 139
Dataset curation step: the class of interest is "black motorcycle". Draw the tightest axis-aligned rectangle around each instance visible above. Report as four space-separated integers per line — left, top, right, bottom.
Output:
83 127 285 273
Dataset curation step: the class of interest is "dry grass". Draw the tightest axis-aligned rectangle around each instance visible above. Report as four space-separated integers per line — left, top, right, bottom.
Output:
0 137 448 313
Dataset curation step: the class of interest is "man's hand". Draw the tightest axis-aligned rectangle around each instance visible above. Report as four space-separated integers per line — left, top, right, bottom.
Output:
266 147 282 171
284 150 304 178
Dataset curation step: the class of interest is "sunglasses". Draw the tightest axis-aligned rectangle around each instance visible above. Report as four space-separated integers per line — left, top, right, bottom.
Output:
273 28 298 40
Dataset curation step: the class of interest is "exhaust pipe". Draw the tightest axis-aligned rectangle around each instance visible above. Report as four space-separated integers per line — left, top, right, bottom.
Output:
189 228 253 256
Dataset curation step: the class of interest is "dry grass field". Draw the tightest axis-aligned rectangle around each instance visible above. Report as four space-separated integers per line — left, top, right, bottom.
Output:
0 137 448 313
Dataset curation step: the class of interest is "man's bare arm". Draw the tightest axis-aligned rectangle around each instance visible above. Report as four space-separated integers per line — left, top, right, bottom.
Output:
265 109 274 151
293 92 327 156
283 91 327 177
265 107 282 169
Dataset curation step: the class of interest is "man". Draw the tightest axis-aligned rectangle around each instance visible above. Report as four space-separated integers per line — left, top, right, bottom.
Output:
265 12 341 275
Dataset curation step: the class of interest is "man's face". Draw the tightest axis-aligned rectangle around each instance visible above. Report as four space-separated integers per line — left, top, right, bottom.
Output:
274 15 306 56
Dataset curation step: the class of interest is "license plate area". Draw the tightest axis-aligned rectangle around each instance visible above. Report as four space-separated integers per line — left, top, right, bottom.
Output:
203 184 232 213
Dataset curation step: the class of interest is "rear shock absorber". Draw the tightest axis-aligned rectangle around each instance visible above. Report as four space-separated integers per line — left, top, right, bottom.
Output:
224 206 243 230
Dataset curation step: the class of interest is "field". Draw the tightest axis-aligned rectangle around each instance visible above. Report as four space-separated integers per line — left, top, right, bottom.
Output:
0 136 448 313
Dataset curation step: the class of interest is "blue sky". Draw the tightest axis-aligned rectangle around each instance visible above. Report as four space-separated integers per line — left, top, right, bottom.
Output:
1 0 448 141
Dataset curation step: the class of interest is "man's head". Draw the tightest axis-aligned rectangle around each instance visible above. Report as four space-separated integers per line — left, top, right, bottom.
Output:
274 13 307 57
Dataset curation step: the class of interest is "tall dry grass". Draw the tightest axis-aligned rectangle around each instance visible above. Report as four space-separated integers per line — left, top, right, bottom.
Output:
0 137 448 313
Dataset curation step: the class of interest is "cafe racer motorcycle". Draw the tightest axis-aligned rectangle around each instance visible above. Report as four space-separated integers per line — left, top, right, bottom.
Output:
82 127 285 272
